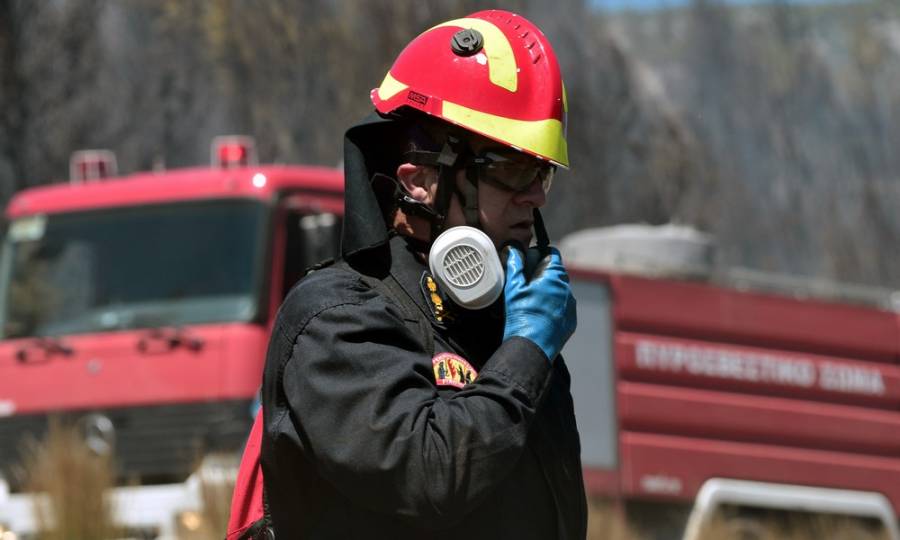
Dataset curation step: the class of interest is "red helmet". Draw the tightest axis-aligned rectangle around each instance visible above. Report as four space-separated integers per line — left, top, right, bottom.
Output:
371 10 569 168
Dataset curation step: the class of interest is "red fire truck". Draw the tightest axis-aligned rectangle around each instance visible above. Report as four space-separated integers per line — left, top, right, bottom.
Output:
561 226 900 539
0 138 343 538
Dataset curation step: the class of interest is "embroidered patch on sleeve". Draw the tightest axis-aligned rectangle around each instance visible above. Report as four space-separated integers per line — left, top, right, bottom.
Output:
432 353 478 389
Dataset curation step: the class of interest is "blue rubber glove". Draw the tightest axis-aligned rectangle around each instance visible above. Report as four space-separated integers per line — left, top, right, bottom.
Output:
502 247 577 363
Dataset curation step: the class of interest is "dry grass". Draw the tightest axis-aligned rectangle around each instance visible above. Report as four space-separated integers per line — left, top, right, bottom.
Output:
20 419 237 540
19 420 237 540
170 453 237 540
588 497 891 540
198 475 233 539
697 513 891 540
21 416 118 540
15 440 892 540
187 454 236 540
588 498 640 540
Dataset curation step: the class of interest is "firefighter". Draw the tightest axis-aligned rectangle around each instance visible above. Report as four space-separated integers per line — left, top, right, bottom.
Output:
259 9 585 539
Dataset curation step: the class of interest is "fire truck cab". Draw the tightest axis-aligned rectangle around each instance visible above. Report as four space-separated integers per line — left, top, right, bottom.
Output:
0 139 343 538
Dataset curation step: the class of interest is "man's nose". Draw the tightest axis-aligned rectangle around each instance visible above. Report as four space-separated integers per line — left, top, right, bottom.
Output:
512 177 547 208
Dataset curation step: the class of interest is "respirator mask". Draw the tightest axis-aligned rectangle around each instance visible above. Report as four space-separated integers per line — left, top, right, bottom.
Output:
429 226 504 310
428 210 551 310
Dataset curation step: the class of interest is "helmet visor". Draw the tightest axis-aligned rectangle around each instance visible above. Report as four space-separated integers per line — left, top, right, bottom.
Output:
471 151 555 194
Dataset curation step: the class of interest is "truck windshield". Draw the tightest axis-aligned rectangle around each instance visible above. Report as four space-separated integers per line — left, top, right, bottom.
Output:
0 200 268 339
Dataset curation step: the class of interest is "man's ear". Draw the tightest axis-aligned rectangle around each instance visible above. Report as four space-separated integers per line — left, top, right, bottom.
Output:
396 163 433 204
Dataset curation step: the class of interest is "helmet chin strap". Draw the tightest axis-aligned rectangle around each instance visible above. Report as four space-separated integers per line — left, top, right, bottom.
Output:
430 135 474 242
430 137 479 238
401 135 473 242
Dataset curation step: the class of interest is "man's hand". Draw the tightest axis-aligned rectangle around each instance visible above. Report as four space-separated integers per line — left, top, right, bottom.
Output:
502 247 577 363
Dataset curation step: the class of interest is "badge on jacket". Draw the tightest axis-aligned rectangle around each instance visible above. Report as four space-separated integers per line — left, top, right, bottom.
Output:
432 352 477 388
421 271 453 324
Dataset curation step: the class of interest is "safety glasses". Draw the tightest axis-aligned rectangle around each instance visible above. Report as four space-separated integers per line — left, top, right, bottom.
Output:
470 151 555 194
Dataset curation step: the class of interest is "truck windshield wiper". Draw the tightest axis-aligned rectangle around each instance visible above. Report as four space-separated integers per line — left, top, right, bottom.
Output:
15 337 75 365
136 327 205 354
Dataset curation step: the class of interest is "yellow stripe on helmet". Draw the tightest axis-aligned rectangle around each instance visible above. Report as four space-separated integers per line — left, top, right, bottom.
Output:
377 72 409 101
431 18 518 93
442 100 569 168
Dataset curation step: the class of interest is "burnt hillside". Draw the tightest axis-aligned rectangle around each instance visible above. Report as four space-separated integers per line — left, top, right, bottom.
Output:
603 0 900 288
0 0 897 288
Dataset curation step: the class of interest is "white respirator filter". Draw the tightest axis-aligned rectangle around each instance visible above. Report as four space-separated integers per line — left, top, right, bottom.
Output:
428 226 504 310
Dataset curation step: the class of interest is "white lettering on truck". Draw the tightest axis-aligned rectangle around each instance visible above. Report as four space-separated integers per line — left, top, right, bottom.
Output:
635 340 885 397
819 361 885 396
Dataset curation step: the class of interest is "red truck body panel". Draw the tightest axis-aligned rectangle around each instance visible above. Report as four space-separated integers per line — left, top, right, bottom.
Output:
0 324 269 415
570 268 900 513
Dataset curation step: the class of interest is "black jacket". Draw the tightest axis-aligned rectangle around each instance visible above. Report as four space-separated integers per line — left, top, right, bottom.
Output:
260 236 587 539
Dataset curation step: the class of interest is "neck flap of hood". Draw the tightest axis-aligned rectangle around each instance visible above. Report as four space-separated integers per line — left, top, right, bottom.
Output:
340 112 410 264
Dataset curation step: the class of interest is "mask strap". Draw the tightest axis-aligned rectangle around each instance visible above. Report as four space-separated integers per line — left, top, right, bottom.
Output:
403 138 481 236
431 136 468 241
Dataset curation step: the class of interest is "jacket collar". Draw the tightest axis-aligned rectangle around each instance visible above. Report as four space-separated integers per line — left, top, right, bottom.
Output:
386 234 438 324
